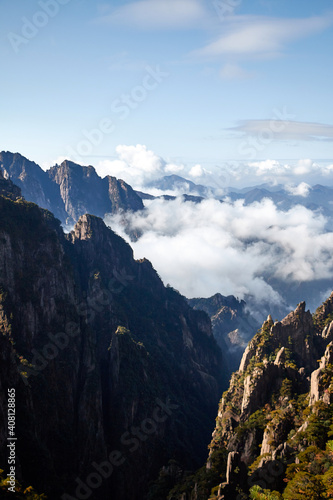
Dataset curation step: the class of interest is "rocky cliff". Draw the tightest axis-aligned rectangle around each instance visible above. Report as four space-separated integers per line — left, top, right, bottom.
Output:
0 177 222 499
168 296 333 499
0 152 144 226
189 294 259 382
0 168 21 200
48 160 143 224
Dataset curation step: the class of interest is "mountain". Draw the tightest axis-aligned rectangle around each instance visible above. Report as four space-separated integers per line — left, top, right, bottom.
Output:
0 167 21 200
230 183 286 194
227 187 289 206
0 151 68 222
3 153 333 229
142 177 333 223
226 184 333 223
0 177 222 499
48 160 144 224
135 190 204 204
146 175 214 197
0 152 144 225
164 296 333 499
188 294 260 381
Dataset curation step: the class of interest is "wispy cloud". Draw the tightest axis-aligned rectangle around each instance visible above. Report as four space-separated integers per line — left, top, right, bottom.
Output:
231 120 333 141
96 0 209 30
192 15 332 58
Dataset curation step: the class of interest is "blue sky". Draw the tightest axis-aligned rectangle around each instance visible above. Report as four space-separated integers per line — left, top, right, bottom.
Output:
1 0 333 176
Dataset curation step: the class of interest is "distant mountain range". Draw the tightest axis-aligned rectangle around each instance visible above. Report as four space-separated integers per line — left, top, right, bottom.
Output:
149 174 333 223
146 174 213 198
2 152 333 227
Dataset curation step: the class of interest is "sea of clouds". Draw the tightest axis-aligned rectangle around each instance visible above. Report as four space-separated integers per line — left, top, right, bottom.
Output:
105 197 333 311
94 144 333 318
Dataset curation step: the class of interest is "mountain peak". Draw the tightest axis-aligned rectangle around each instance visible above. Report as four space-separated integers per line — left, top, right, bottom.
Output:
57 159 98 175
0 152 144 226
71 213 104 240
186 293 333 500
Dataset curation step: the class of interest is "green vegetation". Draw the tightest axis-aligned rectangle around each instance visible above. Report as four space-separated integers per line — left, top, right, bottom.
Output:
166 460 227 500
250 485 282 499
322 364 333 394
236 409 266 439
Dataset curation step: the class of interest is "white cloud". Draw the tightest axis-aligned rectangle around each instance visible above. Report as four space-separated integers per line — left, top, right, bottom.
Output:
95 145 209 192
222 159 333 186
96 0 209 30
249 159 289 176
193 15 332 58
164 163 185 174
105 198 333 311
293 159 315 176
116 144 163 173
285 182 311 197
322 164 333 176
94 145 333 192
189 164 204 177
96 144 165 187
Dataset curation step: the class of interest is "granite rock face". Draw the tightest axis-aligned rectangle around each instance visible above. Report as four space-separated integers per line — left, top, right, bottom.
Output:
309 341 333 405
48 160 144 224
0 183 222 499
199 297 333 499
0 151 68 221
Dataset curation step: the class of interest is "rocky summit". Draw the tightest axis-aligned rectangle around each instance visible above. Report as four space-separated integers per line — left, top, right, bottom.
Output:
166 296 333 499
0 151 144 226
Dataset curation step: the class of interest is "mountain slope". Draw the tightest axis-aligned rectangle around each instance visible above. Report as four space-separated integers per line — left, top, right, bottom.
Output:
0 151 68 221
48 160 144 224
167 297 333 499
0 177 222 500
146 175 211 197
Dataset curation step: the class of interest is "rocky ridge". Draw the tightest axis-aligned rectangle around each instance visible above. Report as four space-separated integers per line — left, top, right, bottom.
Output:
166 295 333 499
0 151 144 225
